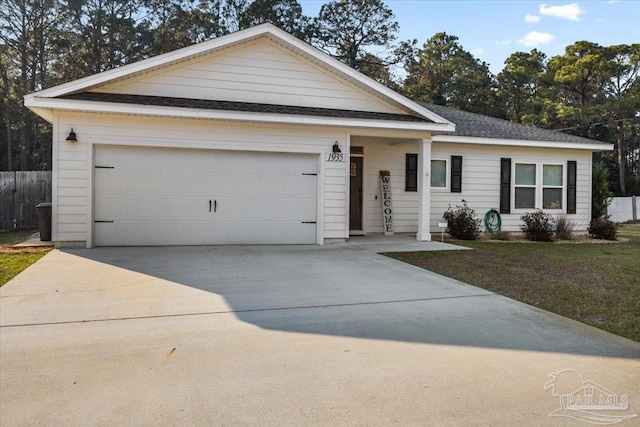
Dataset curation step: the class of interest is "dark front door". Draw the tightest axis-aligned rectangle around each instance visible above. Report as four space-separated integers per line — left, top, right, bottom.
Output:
349 157 363 231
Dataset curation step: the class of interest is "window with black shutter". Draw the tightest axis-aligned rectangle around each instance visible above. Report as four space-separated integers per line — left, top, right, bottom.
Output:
406 153 418 192
451 156 462 193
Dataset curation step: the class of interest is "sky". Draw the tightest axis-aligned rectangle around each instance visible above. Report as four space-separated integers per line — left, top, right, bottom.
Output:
298 1 640 74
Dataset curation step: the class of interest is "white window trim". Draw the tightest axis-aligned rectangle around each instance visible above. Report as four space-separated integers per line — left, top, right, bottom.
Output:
512 161 566 213
430 158 449 192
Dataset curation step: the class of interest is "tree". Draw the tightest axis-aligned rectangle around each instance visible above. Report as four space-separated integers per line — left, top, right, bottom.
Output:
60 0 149 78
0 0 61 170
239 0 308 39
546 42 609 136
592 160 612 220
497 50 546 124
310 0 399 71
404 32 502 116
602 44 640 194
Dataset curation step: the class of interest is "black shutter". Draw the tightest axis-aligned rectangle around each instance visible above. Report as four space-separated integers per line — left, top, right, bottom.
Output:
567 160 577 214
451 156 462 193
405 154 418 192
500 158 511 214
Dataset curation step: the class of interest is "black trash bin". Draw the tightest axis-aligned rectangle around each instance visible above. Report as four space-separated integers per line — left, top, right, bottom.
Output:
36 202 52 241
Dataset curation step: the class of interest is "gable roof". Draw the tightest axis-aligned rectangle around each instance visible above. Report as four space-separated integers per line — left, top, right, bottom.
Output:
421 102 612 150
25 23 453 132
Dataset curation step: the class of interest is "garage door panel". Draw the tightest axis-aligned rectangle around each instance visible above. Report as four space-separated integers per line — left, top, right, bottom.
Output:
94 145 318 246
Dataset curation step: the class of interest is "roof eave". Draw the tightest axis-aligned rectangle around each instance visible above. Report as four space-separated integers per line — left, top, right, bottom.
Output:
432 134 613 151
27 97 454 133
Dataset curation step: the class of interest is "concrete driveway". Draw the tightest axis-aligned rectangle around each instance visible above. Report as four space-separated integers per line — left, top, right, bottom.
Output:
1 244 639 426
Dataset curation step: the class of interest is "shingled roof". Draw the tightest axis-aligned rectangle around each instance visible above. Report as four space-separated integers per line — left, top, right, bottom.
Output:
61 92 431 123
418 102 606 145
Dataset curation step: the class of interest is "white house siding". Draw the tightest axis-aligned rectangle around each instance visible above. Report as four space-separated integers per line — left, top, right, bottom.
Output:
354 141 592 235
93 39 406 115
358 140 421 233
430 143 593 233
54 111 348 245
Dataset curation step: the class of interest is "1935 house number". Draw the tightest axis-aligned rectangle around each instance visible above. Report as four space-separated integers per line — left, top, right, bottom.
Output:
327 152 345 162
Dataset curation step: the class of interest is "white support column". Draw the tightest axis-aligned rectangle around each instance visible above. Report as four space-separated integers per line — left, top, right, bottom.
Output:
417 138 432 241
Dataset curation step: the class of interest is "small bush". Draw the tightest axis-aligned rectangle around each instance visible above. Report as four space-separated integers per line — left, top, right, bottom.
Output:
555 215 575 240
520 210 556 242
588 220 618 240
443 200 481 240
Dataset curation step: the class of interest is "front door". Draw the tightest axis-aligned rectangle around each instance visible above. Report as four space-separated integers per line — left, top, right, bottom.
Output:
349 156 363 231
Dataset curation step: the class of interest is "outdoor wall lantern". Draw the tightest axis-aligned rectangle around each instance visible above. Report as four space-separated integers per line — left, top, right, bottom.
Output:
66 128 77 142
332 141 341 153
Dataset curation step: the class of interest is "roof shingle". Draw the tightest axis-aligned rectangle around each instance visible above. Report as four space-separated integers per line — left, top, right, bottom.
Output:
61 92 431 123
419 102 606 145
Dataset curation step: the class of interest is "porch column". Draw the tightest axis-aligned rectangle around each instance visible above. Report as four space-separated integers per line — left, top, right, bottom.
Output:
417 138 432 241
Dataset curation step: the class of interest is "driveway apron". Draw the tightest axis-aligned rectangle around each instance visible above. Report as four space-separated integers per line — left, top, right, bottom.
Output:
1 245 638 426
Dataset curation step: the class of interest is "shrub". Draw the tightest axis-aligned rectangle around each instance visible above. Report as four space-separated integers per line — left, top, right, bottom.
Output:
520 210 555 242
443 200 481 240
555 215 575 240
588 220 618 240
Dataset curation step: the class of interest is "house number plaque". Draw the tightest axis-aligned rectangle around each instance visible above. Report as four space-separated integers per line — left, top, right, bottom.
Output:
327 152 345 162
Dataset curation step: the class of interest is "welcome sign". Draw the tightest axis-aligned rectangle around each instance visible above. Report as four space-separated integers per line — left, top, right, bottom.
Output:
380 171 393 235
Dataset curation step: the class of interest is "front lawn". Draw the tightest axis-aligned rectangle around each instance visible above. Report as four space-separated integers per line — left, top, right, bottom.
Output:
1 230 51 287
385 223 640 342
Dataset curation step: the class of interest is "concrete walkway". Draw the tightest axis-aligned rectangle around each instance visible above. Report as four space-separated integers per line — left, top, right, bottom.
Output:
1 244 638 426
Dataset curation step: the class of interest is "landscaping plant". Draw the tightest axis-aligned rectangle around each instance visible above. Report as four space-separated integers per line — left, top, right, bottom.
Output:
555 215 575 240
520 210 555 242
443 200 481 240
588 220 618 240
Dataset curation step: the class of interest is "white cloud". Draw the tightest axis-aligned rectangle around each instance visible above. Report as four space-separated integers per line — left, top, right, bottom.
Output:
495 39 511 46
518 31 556 47
539 3 585 21
525 14 541 23
470 48 484 56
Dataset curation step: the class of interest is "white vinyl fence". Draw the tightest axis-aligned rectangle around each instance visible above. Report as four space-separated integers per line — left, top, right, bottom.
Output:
608 196 639 223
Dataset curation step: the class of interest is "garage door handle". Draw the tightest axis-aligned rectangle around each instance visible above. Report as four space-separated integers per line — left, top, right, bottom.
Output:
209 200 212 212
214 200 217 212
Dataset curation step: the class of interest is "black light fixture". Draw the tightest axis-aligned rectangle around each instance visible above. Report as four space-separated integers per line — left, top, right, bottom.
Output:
332 141 341 153
66 128 77 142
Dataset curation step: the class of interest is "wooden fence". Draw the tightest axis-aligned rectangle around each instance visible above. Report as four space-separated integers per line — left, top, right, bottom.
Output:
0 171 52 230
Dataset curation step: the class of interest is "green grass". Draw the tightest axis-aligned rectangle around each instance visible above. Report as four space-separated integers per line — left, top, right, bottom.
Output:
385 223 640 342
1 229 50 286
0 229 36 246
0 251 50 286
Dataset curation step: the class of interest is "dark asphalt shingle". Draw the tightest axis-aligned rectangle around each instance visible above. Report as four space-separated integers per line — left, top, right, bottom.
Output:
419 102 606 145
61 92 431 123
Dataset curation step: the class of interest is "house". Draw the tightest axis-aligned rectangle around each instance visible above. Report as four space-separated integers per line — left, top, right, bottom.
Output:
24 24 612 247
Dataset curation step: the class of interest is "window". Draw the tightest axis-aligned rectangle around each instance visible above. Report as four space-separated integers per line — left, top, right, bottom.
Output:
405 154 418 191
431 159 447 188
543 165 563 209
515 163 536 209
513 162 565 211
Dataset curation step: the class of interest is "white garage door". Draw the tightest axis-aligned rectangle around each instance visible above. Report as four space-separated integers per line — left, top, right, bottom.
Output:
94 145 318 246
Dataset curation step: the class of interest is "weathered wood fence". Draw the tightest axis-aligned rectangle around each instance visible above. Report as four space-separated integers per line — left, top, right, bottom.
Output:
0 171 52 230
